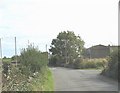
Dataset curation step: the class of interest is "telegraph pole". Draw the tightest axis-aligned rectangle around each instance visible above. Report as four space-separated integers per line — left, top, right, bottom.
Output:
88 49 91 60
28 40 30 46
0 38 2 93
65 40 67 64
0 38 2 63
46 44 47 52
15 37 17 66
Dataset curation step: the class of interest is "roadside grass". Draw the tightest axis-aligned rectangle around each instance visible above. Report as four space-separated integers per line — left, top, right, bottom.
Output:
27 67 54 91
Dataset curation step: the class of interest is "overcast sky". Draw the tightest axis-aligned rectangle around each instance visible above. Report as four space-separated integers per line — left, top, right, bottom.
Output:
0 0 118 57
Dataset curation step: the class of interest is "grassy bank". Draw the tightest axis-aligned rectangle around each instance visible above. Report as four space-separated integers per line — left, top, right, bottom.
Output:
2 67 54 91
29 67 54 91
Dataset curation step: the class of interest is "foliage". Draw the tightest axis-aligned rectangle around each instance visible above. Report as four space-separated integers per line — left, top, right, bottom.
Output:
49 31 84 66
73 58 108 69
2 67 54 91
3 56 7 59
101 47 119 80
2 44 53 91
19 45 48 75
2 62 11 76
11 55 20 61
2 67 29 91
29 67 54 91
72 57 83 68
49 55 58 66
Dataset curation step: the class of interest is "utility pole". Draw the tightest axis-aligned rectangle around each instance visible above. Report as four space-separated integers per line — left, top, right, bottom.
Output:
28 40 30 46
88 49 91 60
15 37 17 66
0 38 2 93
46 44 47 52
65 40 67 64
0 38 2 63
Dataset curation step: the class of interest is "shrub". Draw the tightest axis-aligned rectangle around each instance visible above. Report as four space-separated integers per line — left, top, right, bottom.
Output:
19 45 48 76
101 47 119 80
73 58 108 69
2 62 11 76
73 57 83 69
49 55 57 66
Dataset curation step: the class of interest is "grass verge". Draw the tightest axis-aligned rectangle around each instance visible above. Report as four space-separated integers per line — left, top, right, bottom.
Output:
28 67 54 91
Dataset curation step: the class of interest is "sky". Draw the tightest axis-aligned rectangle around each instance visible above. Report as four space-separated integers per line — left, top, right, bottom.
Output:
0 0 118 57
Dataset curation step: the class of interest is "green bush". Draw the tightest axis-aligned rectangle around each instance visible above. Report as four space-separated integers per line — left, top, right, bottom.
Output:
2 62 11 76
73 57 83 69
49 55 57 66
101 47 119 80
19 45 48 75
2 67 29 91
81 61 97 68
73 58 108 69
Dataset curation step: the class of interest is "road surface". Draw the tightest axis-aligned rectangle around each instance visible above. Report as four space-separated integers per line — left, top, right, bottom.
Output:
51 67 118 91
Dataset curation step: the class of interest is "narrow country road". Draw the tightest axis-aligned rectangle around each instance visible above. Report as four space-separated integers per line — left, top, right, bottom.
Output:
51 67 118 91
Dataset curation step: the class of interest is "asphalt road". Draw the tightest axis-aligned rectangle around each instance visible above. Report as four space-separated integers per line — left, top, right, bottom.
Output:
51 67 118 91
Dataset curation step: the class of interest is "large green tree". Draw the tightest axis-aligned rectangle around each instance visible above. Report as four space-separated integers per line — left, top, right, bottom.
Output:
49 31 84 66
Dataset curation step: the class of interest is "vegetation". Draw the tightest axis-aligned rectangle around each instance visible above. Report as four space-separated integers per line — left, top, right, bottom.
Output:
2 58 11 63
49 31 84 67
73 58 108 69
11 55 19 61
101 47 119 80
19 45 48 76
2 67 54 91
2 45 54 91
29 67 54 91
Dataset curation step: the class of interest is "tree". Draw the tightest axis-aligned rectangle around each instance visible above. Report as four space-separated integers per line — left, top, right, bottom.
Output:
49 31 84 66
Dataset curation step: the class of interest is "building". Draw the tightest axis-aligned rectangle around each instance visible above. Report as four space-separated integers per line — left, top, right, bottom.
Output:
84 44 118 59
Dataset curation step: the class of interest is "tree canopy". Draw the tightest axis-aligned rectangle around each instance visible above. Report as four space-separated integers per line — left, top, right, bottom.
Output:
49 31 84 66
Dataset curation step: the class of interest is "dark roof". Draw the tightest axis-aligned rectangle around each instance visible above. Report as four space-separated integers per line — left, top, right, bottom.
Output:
87 44 108 49
86 44 119 50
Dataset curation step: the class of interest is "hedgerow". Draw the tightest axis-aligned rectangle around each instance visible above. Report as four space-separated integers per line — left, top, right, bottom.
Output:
2 45 50 91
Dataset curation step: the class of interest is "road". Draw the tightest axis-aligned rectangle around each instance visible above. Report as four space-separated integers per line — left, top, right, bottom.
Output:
51 67 118 91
